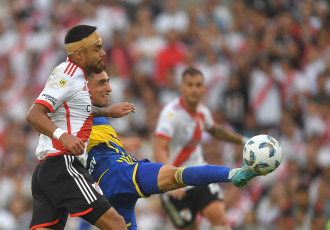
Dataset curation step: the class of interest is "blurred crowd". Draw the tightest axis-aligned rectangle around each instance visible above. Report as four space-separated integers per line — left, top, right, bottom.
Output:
0 0 329 229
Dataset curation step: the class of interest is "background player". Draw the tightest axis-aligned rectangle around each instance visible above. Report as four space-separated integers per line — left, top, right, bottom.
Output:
79 70 258 230
153 67 249 230
26 25 128 230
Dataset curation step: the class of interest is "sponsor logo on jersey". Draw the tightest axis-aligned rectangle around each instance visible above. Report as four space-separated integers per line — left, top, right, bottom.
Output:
92 182 103 195
59 78 68 87
167 112 173 118
42 94 57 105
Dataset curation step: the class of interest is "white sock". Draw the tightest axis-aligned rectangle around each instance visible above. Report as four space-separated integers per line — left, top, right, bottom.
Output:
228 168 239 180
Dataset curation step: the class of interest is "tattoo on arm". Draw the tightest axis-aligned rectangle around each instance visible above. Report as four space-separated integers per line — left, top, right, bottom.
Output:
209 124 243 144
93 107 104 117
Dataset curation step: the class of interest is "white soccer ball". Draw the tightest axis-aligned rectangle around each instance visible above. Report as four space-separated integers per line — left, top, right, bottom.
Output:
243 135 283 175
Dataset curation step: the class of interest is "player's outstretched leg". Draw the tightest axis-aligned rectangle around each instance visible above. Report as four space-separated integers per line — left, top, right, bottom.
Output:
156 164 238 193
230 163 262 188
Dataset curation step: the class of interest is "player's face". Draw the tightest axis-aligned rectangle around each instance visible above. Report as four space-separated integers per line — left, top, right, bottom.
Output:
83 41 106 74
88 71 112 107
180 74 205 106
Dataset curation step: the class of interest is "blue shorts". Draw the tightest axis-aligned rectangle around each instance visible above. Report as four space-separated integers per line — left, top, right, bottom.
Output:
88 153 164 229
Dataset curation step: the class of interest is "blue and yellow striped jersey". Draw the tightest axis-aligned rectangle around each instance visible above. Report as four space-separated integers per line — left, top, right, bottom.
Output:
86 114 140 179
87 116 125 155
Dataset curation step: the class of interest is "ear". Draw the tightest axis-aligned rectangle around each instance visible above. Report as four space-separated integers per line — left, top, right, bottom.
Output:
73 50 84 62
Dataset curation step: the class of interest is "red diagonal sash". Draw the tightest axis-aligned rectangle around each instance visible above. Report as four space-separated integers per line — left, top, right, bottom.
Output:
173 120 202 167
250 76 274 113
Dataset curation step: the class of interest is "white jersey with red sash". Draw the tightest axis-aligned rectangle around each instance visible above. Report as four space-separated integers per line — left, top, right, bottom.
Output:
249 69 282 126
34 58 93 160
155 98 215 167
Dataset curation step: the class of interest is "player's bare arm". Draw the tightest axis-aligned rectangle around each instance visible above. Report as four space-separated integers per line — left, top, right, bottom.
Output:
93 102 135 118
27 104 85 155
153 135 170 164
207 124 247 145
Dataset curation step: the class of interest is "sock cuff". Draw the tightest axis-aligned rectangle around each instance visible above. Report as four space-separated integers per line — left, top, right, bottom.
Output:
175 167 187 187
228 168 239 181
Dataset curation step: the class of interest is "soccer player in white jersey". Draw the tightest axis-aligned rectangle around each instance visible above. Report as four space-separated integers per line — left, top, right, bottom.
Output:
26 25 133 230
153 67 250 230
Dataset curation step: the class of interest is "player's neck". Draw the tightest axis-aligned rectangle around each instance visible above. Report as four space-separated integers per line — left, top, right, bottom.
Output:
181 98 197 114
68 56 90 75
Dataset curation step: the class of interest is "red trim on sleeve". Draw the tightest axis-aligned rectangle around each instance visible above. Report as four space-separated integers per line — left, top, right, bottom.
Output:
70 207 93 217
35 100 54 112
30 219 59 230
63 102 71 134
155 133 171 140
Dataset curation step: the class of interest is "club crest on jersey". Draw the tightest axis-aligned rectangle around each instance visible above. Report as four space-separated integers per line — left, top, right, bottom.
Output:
59 78 68 87
167 113 173 118
92 183 103 195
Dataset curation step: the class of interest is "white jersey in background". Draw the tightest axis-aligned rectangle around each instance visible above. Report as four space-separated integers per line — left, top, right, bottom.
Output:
155 98 215 167
34 58 93 160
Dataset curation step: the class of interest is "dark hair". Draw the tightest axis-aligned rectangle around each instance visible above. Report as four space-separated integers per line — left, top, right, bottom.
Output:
182 67 204 80
64 25 97 44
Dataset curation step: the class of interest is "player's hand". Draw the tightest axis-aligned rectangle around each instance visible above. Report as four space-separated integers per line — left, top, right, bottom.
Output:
59 133 85 155
168 188 186 200
106 102 135 118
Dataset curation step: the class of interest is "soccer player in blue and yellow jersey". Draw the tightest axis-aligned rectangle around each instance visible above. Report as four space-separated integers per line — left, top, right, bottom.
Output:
82 71 261 230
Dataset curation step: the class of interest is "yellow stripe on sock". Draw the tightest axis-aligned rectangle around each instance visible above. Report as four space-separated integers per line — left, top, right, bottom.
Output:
175 167 187 187
126 223 131 227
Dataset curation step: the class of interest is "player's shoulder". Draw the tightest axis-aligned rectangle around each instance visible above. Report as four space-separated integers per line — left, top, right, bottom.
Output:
197 102 211 114
158 99 184 123
51 59 85 83
162 98 182 113
93 116 110 126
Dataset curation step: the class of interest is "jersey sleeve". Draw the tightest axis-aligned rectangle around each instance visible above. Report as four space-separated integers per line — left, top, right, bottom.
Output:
155 106 176 140
35 71 78 112
202 105 215 130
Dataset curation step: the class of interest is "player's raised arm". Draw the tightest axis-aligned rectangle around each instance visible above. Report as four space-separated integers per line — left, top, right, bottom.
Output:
27 104 59 138
27 104 85 155
93 102 135 118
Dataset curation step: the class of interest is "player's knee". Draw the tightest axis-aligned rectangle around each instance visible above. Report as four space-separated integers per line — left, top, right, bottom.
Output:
95 208 127 230
202 201 228 225
158 165 181 192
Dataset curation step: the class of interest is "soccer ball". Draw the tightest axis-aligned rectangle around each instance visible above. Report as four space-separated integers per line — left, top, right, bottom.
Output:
243 135 283 175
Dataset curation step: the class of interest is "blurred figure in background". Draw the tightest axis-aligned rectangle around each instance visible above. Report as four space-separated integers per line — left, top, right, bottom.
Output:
153 67 249 230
